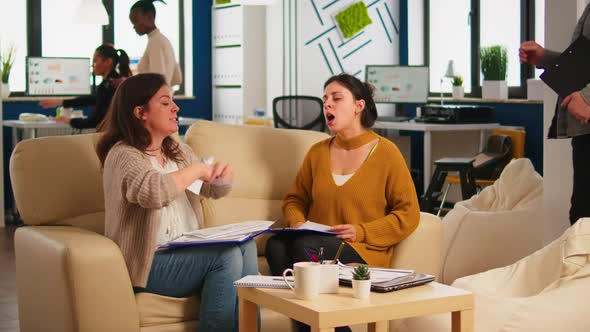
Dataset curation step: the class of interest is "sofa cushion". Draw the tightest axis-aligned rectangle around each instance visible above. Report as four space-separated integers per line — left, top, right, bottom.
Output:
136 293 199 327
10 133 105 233
186 121 329 224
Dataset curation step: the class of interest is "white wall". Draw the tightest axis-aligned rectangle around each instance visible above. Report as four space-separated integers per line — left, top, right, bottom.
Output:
542 0 582 243
266 0 400 113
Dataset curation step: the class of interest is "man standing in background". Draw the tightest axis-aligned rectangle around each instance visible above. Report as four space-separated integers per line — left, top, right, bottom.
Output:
520 3 590 225
129 0 182 87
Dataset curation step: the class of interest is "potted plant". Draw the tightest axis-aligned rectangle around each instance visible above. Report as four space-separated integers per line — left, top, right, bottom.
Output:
480 45 508 99
451 75 464 99
1 44 16 99
351 264 371 299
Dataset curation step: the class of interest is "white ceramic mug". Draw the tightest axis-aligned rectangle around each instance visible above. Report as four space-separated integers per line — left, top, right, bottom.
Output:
282 262 321 300
319 261 339 294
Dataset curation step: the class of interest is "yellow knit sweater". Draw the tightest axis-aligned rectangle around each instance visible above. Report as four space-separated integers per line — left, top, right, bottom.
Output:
283 132 420 267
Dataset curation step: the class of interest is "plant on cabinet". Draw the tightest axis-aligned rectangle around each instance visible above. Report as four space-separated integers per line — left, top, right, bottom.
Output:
480 45 508 99
451 75 465 99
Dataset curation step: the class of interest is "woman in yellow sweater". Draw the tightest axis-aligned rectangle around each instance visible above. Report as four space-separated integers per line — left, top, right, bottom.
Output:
266 73 420 278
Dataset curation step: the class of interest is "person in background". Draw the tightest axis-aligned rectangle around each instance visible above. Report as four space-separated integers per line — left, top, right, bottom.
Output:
265 73 420 332
39 44 131 130
129 0 182 86
96 73 256 331
520 3 590 225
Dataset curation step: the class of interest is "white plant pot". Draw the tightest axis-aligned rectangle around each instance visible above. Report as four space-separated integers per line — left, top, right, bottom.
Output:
0 82 9 99
452 86 464 99
482 80 508 99
352 279 371 299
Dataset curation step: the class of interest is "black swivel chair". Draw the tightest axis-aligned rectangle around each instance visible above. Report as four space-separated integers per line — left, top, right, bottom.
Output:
272 95 325 132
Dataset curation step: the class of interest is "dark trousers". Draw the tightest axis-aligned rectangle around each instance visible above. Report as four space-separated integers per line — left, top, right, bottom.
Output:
570 134 590 225
265 233 365 332
265 233 366 276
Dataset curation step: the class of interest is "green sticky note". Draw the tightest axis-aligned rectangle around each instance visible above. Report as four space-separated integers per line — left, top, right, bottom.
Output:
335 2 373 39
216 0 231 4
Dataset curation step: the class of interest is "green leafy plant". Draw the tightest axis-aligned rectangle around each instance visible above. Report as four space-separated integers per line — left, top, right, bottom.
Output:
335 2 372 39
452 75 463 87
480 45 507 81
1 44 16 84
352 264 371 280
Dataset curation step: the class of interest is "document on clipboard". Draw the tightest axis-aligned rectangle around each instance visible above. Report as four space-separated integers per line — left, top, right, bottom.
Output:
540 36 590 98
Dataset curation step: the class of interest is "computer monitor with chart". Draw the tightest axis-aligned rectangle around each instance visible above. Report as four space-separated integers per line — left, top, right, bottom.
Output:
26 57 91 96
365 65 429 104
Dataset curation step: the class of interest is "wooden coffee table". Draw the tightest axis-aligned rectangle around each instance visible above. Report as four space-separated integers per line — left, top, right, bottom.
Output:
238 282 473 332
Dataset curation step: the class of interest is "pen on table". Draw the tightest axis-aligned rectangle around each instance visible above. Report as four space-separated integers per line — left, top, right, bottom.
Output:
332 241 346 264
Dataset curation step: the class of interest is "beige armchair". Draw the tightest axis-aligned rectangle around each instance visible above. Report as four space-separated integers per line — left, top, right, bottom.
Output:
11 120 442 331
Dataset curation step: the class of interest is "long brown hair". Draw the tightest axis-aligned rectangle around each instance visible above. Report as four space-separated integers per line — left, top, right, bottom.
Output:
96 73 182 166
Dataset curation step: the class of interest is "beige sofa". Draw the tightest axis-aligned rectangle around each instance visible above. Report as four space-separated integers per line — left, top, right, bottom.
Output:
11 120 442 332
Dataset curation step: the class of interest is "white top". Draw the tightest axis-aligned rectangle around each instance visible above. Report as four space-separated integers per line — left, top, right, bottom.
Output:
138 28 182 86
332 173 354 186
150 157 199 247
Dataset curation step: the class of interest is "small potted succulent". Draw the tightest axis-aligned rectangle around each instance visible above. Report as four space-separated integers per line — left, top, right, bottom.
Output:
451 75 464 99
352 264 371 299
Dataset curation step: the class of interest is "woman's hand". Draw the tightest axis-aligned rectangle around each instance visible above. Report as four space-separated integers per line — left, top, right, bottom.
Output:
330 224 357 242
38 99 63 109
194 162 214 182
54 116 70 123
208 162 233 183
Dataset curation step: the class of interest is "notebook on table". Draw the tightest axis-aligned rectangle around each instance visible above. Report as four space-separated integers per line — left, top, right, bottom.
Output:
233 275 292 289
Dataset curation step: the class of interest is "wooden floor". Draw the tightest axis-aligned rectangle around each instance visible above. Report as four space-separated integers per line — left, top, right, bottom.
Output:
0 225 19 332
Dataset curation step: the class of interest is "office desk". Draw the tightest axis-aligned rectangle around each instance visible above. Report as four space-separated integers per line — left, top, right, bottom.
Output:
3 116 200 150
373 121 501 192
238 282 474 332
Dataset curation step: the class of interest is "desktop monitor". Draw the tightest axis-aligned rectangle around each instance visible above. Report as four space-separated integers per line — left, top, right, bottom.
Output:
26 57 91 96
365 65 429 104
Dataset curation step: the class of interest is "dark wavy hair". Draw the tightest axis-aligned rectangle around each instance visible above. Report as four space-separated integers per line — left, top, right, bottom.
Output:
95 44 132 78
130 0 166 19
323 73 378 128
96 73 182 166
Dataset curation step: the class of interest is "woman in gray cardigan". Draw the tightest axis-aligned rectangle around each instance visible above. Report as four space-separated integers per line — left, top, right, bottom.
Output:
96 73 257 331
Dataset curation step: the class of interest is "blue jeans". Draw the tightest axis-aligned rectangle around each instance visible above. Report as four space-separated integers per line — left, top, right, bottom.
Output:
136 240 258 331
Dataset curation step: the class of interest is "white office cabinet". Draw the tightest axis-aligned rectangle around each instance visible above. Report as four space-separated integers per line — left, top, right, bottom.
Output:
212 3 266 124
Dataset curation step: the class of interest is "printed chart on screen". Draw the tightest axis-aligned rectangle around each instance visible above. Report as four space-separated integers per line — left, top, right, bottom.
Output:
26 57 91 96
366 65 429 104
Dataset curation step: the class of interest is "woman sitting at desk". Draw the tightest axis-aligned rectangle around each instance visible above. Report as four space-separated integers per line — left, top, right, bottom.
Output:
96 73 257 331
266 73 420 275
38 44 132 130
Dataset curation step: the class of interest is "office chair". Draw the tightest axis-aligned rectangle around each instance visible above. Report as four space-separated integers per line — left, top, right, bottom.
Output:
422 129 525 216
273 95 325 132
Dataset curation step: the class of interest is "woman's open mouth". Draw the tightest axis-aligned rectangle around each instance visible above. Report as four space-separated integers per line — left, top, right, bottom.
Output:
326 113 335 125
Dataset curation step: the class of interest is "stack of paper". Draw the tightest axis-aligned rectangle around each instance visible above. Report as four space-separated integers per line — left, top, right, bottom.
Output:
159 220 274 249
337 261 414 283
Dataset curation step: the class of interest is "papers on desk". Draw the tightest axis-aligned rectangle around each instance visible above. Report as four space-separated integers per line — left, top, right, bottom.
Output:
158 220 336 249
234 275 292 289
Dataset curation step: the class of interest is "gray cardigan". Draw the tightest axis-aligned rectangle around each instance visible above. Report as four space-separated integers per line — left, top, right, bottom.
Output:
542 4 590 138
102 142 231 287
